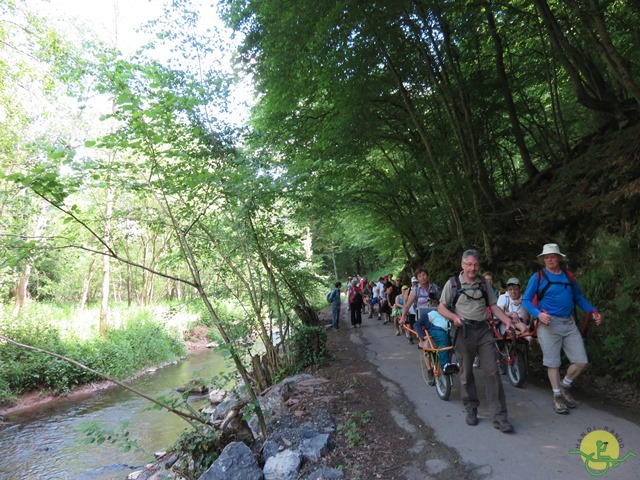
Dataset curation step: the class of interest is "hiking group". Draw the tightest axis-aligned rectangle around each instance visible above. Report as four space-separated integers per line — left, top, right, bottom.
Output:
328 243 602 434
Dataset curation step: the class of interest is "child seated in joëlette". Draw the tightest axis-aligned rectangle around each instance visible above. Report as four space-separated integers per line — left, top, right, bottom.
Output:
415 309 454 369
496 277 530 337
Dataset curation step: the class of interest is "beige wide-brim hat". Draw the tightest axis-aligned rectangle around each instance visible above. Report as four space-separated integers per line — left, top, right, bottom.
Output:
537 243 566 258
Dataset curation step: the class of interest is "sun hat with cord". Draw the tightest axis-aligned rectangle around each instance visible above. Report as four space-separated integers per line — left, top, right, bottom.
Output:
537 243 566 258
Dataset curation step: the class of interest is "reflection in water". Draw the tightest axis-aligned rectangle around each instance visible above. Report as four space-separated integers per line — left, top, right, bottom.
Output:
0 349 228 480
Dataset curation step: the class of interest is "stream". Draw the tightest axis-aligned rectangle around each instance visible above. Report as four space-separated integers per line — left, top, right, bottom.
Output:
0 348 227 480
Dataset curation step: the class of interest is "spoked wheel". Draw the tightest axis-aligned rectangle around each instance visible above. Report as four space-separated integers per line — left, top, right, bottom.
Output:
504 344 527 388
423 351 436 386
435 372 452 400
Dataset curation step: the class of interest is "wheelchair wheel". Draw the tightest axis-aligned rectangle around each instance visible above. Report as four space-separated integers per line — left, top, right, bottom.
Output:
506 345 527 388
423 352 436 386
435 372 452 400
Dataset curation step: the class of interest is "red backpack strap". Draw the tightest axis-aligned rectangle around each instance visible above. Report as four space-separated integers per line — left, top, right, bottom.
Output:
566 270 575 283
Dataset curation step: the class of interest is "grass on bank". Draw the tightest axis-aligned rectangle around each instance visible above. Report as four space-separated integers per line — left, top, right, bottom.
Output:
0 301 209 406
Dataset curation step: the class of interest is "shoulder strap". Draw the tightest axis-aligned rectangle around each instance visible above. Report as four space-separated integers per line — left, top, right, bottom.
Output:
537 269 574 304
478 275 489 305
448 276 461 311
449 275 488 311
502 293 511 310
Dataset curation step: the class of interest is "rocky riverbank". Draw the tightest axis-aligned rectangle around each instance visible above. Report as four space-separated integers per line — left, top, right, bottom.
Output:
130 307 471 480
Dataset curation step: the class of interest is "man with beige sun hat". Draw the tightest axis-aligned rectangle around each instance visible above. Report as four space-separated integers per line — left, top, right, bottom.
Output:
522 243 602 414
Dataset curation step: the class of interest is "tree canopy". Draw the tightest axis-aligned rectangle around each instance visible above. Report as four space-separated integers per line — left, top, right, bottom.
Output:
221 0 640 268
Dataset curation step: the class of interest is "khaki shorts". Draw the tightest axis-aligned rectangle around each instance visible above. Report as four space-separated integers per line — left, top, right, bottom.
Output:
537 315 588 368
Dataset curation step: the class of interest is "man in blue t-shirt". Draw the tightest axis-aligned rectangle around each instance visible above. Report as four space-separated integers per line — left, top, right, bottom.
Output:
522 244 602 415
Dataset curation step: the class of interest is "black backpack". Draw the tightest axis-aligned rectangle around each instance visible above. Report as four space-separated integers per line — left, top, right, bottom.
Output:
447 275 489 312
532 269 575 307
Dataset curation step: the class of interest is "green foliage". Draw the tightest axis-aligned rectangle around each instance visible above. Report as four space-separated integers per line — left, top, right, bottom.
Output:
284 324 327 373
577 234 640 383
0 303 186 402
78 421 141 453
0 377 14 406
170 425 220 480
337 410 373 448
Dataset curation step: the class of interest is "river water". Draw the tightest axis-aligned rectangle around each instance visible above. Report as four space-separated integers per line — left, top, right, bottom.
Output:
0 348 227 480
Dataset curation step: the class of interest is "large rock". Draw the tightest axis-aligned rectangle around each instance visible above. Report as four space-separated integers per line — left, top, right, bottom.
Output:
176 378 208 395
198 442 262 480
305 466 344 480
300 433 331 462
208 388 227 404
262 439 281 461
262 449 302 480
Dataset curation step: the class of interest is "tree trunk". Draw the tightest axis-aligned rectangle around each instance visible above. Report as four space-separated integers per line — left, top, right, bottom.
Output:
12 264 32 317
429 6 498 210
533 0 624 120
79 258 96 310
331 239 338 281
12 200 49 316
572 0 640 109
100 183 114 337
382 51 466 248
485 4 539 180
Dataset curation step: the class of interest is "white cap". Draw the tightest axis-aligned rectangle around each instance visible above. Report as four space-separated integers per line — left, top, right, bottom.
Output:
411 277 418 283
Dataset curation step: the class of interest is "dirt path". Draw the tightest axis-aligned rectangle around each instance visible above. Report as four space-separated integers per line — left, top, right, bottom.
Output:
312 303 640 479
310 305 479 479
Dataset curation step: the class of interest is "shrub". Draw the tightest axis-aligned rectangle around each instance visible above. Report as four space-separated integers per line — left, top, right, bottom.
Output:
0 303 187 401
284 324 327 373
170 425 221 480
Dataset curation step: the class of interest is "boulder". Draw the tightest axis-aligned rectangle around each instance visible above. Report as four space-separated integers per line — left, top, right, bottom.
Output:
198 442 262 480
176 378 208 395
262 449 302 480
305 466 344 480
208 388 227 404
300 433 331 462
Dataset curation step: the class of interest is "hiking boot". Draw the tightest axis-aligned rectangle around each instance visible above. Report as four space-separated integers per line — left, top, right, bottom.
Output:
493 419 514 433
465 408 478 426
553 394 570 414
395 331 401 336
560 386 576 408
